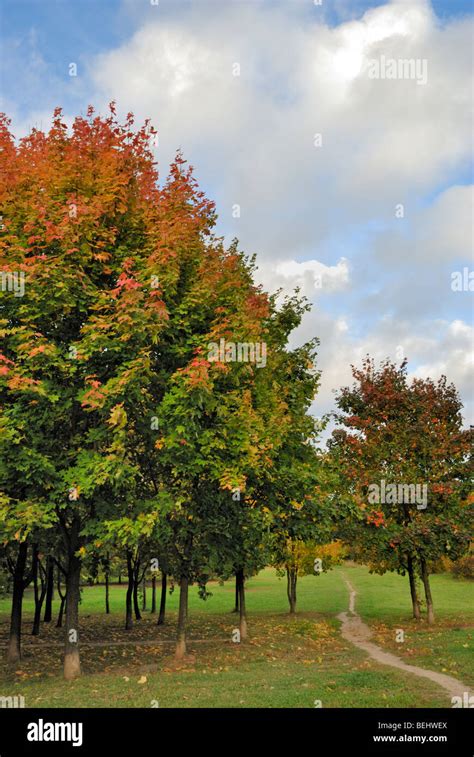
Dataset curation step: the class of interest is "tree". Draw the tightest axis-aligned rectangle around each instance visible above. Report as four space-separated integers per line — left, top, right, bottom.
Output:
330 357 473 623
0 105 169 676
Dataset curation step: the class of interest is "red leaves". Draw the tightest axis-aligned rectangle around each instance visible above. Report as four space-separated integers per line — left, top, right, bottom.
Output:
0 353 14 375
116 272 140 291
367 511 385 528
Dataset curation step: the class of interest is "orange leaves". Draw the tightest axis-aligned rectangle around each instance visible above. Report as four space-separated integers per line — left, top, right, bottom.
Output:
0 352 13 376
7 375 42 393
178 357 211 390
366 510 385 528
28 344 47 358
81 377 106 410
431 482 454 496
92 251 112 263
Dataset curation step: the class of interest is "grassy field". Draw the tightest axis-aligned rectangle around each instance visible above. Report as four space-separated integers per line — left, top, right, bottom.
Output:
0 564 472 708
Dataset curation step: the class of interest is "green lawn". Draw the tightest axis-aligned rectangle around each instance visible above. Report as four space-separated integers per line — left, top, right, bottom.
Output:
0 564 472 708
343 566 474 688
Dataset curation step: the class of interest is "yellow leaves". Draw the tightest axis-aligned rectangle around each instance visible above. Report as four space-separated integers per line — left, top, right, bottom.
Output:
92 251 112 263
78 546 87 557
154 439 165 450
137 676 147 684
107 403 127 429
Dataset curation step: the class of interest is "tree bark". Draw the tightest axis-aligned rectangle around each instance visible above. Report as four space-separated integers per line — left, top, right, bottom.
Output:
105 569 110 614
125 550 134 630
286 566 297 614
56 565 66 628
141 578 147 611
232 573 239 613
420 558 435 625
6 541 29 664
56 593 66 628
237 568 247 640
43 557 54 623
63 520 82 680
175 576 189 658
157 571 167 625
407 555 421 620
32 547 47 636
151 575 156 614
133 559 142 621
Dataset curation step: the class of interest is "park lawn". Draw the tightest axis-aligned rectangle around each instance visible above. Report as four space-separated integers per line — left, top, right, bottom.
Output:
345 566 474 687
0 565 471 708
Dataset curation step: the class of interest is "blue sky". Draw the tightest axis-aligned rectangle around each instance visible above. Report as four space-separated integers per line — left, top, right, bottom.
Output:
1 0 472 427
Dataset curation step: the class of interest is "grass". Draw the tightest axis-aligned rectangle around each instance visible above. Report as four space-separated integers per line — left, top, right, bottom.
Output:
0 564 472 708
345 566 474 688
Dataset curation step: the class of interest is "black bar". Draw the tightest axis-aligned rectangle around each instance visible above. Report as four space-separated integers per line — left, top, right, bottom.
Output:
0 708 471 756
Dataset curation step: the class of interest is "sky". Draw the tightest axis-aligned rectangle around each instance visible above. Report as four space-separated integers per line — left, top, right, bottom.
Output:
0 0 472 435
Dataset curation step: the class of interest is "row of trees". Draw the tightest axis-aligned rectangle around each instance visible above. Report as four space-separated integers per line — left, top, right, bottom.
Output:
0 106 334 679
0 106 471 680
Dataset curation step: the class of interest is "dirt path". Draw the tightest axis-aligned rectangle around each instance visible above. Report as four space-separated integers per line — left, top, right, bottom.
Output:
337 574 471 702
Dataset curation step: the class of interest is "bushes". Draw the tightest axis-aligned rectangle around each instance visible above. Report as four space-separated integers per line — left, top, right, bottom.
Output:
450 554 474 579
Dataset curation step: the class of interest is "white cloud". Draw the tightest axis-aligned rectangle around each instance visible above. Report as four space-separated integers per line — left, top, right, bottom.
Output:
86 0 473 431
8 0 471 436
255 257 350 298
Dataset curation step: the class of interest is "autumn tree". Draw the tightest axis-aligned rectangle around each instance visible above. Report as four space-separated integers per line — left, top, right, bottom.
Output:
0 105 170 676
330 357 472 623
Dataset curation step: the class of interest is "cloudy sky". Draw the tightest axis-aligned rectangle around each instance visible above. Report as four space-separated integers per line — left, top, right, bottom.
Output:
1 0 472 435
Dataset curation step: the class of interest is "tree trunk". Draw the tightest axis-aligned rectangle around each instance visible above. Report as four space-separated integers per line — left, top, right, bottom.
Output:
420 558 435 625
63 521 82 680
407 555 421 620
286 566 297 614
43 557 54 623
151 575 156 614
157 571 167 625
142 578 147 611
175 576 189 658
237 568 247 640
57 597 66 628
105 569 110 614
232 573 239 613
32 548 47 636
118 571 122 585
31 544 39 634
56 571 66 628
6 541 28 664
125 550 134 630
133 560 142 621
